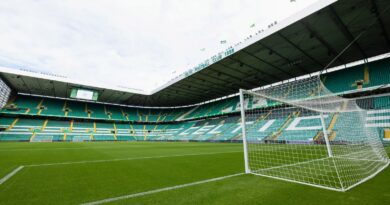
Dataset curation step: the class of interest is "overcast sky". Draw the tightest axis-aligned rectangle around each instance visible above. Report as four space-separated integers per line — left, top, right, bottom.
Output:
0 0 318 92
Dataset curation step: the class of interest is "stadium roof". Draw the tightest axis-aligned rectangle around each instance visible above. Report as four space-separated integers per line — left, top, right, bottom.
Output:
1 0 390 107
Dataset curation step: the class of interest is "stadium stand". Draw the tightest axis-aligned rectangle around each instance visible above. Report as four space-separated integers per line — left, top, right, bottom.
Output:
1 58 390 142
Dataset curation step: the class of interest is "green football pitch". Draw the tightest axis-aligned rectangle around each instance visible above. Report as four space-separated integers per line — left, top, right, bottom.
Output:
0 142 389 205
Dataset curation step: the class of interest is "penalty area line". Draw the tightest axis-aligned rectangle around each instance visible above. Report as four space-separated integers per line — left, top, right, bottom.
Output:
81 173 245 205
0 166 24 185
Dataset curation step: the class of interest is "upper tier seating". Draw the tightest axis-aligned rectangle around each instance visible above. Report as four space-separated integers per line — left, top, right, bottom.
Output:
41 98 65 116
67 100 88 118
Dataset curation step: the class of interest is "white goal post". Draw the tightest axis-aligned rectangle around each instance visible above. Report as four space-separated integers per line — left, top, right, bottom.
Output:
239 77 389 192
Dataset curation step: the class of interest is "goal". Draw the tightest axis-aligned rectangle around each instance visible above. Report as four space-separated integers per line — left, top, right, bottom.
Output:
31 135 53 142
239 76 389 191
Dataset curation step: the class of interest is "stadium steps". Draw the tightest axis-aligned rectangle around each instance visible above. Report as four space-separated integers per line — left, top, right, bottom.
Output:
176 106 198 121
29 132 37 142
313 131 322 141
385 129 390 140
129 124 135 136
319 102 346 141
113 123 118 140
364 65 370 84
327 114 339 131
268 111 299 140
36 98 44 115
64 101 68 117
313 113 338 141
160 114 168 122
86 104 90 118
143 125 147 140
0 117 16 129
152 124 159 133
41 119 49 131
137 110 142 121
7 118 19 131
157 111 162 122
202 105 216 118
320 102 347 141
328 131 337 141
104 105 110 119
70 120 74 131
156 115 162 122
121 108 129 121
172 110 185 121
228 132 241 141
229 118 247 141
233 111 271 141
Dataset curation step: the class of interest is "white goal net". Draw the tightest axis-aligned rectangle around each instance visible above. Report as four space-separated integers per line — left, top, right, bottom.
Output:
240 76 389 191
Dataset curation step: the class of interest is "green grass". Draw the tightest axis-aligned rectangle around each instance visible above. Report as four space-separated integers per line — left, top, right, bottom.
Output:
0 142 389 205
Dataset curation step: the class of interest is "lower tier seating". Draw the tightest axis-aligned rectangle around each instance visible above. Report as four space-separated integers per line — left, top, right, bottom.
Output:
1 102 389 142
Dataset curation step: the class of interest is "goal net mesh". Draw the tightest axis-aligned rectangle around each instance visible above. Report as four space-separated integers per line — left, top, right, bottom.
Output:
240 76 389 191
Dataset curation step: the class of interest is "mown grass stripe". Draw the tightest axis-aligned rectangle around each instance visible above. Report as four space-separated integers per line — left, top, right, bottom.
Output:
81 173 244 205
25 151 241 167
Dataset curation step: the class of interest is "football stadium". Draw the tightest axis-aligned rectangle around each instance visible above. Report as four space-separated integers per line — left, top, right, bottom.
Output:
1 0 390 204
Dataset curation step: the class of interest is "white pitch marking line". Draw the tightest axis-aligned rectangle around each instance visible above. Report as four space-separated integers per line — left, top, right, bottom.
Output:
0 144 239 152
81 173 244 205
25 151 241 167
0 166 24 185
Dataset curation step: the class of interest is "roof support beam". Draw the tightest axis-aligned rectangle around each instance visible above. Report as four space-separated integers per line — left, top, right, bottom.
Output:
112 92 128 103
301 21 346 65
65 83 69 98
156 73 236 95
196 72 231 84
177 81 228 96
278 32 324 68
190 75 238 94
371 0 390 49
161 90 204 104
35 78 43 93
328 6 368 59
241 50 295 78
51 81 56 97
162 86 208 99
227 56 281 82
197 72 244 89
216 61 271 84
124 94 139 104
103 90 117 103
212 64 257 89
20 76 31 94
258 42 310 74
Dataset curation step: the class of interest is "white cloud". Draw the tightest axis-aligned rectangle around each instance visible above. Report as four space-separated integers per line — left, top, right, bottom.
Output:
0 0 318 92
